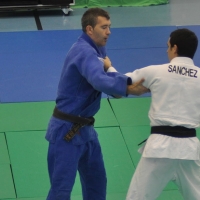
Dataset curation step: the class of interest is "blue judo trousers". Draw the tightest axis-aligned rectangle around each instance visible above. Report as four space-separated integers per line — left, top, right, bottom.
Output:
46 116 107 200
45 33 131 200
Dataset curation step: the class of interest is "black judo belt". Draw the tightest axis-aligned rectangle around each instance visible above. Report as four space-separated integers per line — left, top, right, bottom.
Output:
151 126 196 137
138 126 196 146
53 107 95 142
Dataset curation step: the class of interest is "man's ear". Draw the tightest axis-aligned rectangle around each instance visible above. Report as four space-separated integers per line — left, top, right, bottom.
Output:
86 25 93 36
173 44 178 54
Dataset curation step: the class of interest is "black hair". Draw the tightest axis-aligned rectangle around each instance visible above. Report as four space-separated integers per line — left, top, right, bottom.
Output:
169 28 198 59
81 7 110 33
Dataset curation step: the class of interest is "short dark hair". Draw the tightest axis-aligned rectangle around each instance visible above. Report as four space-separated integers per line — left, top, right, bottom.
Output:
169 28 198 59
81 8 110 33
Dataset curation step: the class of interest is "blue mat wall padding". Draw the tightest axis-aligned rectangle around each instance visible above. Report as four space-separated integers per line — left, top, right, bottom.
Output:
0 26 193 103
0 30 82 103
1 51 62 102
0 30 82 53
107 47 168 73
177 25 200 35
107 26 177 49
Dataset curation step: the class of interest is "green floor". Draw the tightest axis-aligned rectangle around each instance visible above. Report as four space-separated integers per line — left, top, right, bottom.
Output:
2 97 199 200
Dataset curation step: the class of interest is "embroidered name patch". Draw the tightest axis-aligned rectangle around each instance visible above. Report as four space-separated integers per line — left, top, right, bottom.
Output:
168 65 198 78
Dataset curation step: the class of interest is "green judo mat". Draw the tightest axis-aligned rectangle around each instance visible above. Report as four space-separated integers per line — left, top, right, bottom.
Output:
72 0 169 8
0 133 16 199
3 190 184 200
0 133 10 164
0 164 16 199
0 99 117 132
4 127 134 199
1 98 198 200
109 97 151 126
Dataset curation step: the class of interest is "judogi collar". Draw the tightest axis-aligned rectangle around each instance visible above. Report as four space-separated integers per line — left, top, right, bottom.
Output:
80 32 106 57
170 57 194 65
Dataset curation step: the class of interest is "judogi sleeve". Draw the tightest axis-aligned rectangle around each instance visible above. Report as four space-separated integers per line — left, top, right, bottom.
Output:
107 66 155 89
74 46 131 97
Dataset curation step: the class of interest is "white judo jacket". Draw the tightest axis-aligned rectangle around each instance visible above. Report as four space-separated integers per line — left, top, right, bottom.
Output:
108 57 200 160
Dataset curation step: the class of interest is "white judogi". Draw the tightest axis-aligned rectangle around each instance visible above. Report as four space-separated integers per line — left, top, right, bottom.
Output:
108 57 200 200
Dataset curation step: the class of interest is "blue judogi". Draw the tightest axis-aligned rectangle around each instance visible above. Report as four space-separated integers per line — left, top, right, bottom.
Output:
45 33 131 200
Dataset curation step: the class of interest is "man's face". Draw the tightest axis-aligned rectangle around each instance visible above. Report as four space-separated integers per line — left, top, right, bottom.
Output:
88 16 111 46
167 38 177 61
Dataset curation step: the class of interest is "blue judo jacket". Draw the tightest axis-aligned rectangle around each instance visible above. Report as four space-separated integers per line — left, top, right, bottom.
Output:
46 33 131 145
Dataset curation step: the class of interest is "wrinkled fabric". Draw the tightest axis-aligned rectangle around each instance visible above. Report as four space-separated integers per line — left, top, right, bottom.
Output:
46 32 130 199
